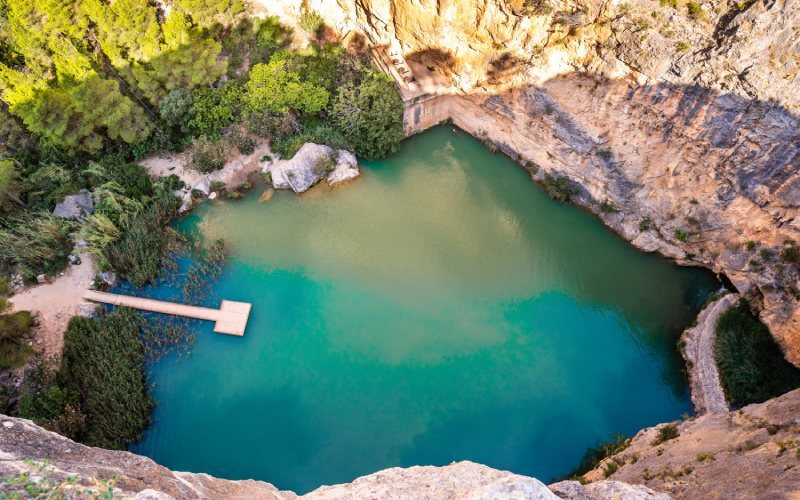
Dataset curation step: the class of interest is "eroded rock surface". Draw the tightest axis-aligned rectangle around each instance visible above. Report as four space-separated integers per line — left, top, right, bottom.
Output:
0 418 673 499
583 388 800 498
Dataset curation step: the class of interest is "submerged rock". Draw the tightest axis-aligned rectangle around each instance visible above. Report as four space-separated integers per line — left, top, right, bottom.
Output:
53 189 93 219
268 143 360 193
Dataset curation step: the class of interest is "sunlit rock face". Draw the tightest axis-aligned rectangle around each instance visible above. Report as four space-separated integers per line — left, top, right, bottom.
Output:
256 0 800 366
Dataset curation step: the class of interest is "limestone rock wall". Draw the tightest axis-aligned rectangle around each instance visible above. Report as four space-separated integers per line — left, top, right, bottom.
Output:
582 388 800 498
256 0 800 365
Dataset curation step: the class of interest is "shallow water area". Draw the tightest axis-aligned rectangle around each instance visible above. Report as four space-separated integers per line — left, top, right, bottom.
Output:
131 127 719 493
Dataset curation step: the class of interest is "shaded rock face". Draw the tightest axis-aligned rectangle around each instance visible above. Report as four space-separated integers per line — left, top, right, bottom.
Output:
582 388 800 499
0 417 670 499
258 0 800 366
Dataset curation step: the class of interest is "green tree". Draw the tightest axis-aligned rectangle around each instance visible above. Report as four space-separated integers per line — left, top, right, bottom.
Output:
330 69 404 160
131 38 227 103
81 0 162 67
245 55 329 115
189 82 242 137
173 0 245 27
159 87 195 133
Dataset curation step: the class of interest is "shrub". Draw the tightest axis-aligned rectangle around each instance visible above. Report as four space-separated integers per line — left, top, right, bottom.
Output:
254 16 292 63
330 69 404 160
0 213 76 281
228 128 257 155
245 54 330 115
745 240 756 251
686 1 705 19
189 136 228 173
600 200 618 213
781 246 799 263
313 152 337 176
246 111 302 139
521 0 553 15
674 228 689 242
639 217 652 232
542 174 577 203
272 124 349 159
652 424 679 445
299 10 325 34
0 302 34 369
603 461 619 478
715 300 800 406
159 88 195 133
676 41 691 52
190 83 243 137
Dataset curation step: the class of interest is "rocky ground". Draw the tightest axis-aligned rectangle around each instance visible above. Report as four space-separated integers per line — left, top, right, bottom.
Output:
0 416 667 499
583 388 800 498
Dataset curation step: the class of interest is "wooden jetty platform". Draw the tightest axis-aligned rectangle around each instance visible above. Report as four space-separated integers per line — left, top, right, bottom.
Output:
84 290 251 336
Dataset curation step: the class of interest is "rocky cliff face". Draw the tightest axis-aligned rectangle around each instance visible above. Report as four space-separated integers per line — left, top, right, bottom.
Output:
3 391 799 498
583 388 800 498
0 415 664 499
255 0 800 366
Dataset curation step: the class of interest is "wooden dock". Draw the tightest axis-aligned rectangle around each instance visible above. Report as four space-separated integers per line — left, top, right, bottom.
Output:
84 290 251 336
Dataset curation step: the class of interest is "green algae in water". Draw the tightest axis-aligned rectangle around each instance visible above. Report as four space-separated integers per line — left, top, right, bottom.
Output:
131 127 719 493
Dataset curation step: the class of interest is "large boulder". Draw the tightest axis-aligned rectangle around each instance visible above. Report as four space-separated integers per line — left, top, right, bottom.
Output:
269 143 360 193
53 189 93 219
327 150 360 186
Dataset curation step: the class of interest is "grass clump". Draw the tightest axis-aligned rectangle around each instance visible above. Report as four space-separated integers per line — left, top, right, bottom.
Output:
542 174 577 203
715 300 800 406
652 423 679 445
781 245 799 263
0 213 76 282
696 452 715 462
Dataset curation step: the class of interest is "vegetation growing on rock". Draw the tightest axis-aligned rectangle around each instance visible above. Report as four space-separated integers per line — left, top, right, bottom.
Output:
715 300 800 406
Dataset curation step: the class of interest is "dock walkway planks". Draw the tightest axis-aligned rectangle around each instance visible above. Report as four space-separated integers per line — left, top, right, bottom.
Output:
83 290 251 336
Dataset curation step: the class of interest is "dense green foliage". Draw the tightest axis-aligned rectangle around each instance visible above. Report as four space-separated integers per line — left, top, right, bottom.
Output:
715 300 800 406
0 212 75 280
0 297 33 369
19 309 152 449
330 70 404 160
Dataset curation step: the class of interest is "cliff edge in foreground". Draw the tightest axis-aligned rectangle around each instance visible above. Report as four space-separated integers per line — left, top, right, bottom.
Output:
3 390 800 499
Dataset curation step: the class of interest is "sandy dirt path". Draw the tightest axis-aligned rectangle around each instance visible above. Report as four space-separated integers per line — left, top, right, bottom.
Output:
9 253 96 358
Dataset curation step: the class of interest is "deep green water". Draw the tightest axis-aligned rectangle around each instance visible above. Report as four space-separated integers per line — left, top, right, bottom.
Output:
131 127 719 493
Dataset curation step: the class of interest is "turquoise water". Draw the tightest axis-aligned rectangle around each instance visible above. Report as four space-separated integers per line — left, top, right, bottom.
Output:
131 127 719 493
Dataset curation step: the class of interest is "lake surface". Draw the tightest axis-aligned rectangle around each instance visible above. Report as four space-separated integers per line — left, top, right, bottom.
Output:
131 127 719 493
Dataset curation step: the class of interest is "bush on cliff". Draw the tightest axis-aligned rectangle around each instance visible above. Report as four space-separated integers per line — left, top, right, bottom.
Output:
715 300 800 406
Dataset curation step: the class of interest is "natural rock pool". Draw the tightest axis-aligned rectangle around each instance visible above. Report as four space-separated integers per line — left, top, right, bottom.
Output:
131 127 719 493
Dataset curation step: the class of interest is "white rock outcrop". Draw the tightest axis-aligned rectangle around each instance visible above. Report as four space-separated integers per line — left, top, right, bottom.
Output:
266 143 360 193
